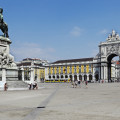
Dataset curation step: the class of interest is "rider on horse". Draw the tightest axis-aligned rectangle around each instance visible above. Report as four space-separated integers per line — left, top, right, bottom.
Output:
0 8 9 38
0 9 3 23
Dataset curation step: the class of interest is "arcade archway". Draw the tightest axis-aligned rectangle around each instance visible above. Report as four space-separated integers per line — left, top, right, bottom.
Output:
84 75 87 81
70 75 72 81
79 75 82 80
57 75 59 79
65 75 68 79
107 54 119 82
95 74 99 81
74 75 77 80
89 74 92 81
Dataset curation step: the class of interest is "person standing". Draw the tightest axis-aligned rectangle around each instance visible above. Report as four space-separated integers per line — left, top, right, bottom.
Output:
28 83 32 90
74 80 78 88
4 83 8 91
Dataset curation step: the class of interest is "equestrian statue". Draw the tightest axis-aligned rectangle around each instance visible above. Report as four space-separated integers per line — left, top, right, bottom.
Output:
0 8 9 38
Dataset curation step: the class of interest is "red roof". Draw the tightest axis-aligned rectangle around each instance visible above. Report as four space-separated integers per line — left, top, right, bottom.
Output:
116 61 120 65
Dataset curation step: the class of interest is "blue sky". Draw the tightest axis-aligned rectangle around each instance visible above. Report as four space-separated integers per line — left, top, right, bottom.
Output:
1 0 120 62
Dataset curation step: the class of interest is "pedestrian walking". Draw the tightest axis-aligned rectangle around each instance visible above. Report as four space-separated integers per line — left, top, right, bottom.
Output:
33 83 36 90
71 80 74 88
28 83 32 90
74 80 78 88
85 80 88 88
35 83 38 89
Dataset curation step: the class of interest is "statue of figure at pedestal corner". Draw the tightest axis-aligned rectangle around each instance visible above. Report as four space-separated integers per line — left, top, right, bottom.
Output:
7 54 17 68
0 48 16 68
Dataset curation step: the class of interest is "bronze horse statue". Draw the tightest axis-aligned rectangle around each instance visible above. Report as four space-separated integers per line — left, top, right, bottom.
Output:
0 8 9 38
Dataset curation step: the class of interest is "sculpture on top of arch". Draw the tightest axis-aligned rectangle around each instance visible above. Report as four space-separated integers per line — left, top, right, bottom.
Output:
107 30 120 41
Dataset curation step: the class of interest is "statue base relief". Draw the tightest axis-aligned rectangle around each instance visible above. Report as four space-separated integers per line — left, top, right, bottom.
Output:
0 36 18 89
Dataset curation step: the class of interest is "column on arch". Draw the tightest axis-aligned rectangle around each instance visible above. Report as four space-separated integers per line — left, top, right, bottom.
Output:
104 64 108 82
92 69 95 82
101 64 104 81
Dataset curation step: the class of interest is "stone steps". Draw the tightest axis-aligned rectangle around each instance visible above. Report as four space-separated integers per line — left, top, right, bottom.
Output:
37 82 71 88
7 81 28 88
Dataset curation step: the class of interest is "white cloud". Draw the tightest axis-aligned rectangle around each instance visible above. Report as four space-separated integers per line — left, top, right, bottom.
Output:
70 26 82 37
100 29 109 35
11 42 56 62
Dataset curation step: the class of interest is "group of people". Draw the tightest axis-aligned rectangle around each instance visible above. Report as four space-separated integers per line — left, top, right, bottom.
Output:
28 82 38 90
71 79 88 88
3 82 38 91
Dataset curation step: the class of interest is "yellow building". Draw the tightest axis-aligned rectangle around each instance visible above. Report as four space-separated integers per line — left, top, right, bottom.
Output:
17 58 47 83
45 58 93 82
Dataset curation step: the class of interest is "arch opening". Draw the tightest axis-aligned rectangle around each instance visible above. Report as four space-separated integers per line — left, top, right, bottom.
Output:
65 75 68 78
74 75 77 81
107 54 120 82
57 75 59 79
79 75 82 80
89 74 92 82
107 54 118 62
84 75 87 81
61 75 63 79
95 74 99 81
70 75 72 81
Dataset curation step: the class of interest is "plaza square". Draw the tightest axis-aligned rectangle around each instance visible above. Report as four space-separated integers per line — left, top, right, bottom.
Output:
1 1 120 120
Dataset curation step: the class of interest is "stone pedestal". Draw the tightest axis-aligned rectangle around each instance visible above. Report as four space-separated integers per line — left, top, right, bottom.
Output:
0 36 18 86
0 36 11 54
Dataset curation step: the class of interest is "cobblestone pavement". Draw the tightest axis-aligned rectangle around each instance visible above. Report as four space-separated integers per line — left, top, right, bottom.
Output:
0 82 120 120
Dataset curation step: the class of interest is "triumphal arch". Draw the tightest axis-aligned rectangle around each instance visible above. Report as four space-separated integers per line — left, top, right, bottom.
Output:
93 30 120 82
